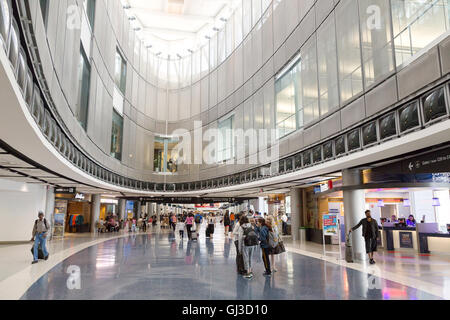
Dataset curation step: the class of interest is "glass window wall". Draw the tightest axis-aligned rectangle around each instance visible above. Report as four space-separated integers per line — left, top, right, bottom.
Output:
114 48 127 95
217 115 234 162
298 36 319 125
0 0 11 50
391 0 450 67
275 60 298 139
317 14 340 116
154 136 180 173
84 0 95 29
39 0 48 26
336 0 364 103
110 109 123 161
359 0 395 87
77 44 91 130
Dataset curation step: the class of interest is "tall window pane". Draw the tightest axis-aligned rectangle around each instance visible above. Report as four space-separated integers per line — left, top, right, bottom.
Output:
39 0 48 26
110 109 123 161
114 48 126 95
336 0 364 102
84 0 96 29
298 37 319 125
359 0 394 87
317 14 339 115
218 115 234 162
391 0 450 67
77 45 91 130
275 64 297 138
0 0 11 50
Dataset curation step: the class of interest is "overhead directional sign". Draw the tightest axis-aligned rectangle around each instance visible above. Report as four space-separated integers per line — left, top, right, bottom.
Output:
121 197 256 204
401 147 450 174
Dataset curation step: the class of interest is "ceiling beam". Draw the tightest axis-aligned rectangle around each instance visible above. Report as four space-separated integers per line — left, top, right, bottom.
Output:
128 8 216 23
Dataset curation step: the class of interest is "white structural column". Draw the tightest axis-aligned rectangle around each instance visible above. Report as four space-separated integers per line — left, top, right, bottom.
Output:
157 204 162 224
90 194 101 233
118 199 126 221
342 169 367 262
136 201 142 219
146 202 153 217
45 186 55 238
290 187 301 240
268 203 275 215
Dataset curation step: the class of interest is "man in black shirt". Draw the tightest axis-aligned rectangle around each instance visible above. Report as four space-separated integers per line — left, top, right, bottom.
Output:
349 210 379 264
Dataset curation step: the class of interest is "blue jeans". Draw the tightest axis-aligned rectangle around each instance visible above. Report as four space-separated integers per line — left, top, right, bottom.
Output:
33 233 49 261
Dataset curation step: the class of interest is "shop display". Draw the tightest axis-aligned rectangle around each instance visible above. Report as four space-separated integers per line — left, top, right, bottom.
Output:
52 200 67 238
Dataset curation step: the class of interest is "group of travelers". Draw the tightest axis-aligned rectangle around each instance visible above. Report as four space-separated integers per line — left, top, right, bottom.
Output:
97 215 120 233
29 208 287 273
229 211 286 279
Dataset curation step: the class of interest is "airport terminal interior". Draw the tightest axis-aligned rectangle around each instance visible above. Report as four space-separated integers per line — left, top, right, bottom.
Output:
1 0 450 301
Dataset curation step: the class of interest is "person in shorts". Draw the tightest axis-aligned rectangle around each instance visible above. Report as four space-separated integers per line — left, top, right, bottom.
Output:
349 210 379 264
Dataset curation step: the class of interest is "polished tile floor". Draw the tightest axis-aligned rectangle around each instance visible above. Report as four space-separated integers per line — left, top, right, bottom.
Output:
20 225 441 300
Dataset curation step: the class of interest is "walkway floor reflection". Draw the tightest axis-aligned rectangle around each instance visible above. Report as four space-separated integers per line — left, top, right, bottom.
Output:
21 226 440 300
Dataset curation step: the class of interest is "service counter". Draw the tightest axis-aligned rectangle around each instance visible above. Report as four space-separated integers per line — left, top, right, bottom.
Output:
380 226 450 254
417 233 450 254
380 227 417 251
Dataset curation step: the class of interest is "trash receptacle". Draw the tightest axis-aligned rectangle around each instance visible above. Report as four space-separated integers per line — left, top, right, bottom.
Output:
298 228 307 244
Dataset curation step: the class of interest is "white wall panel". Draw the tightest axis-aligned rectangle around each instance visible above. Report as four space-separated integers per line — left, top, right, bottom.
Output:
157 88 168 121
209 70 218 108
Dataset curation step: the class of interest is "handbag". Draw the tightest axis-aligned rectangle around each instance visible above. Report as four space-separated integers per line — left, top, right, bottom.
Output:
272 240 286 255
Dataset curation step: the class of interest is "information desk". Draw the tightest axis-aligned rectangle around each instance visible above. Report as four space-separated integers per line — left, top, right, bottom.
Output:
381 226 417 251
418 233 450 254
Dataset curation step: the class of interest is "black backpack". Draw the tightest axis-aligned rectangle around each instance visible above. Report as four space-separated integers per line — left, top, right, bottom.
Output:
35 218 48 230
243 226 259 247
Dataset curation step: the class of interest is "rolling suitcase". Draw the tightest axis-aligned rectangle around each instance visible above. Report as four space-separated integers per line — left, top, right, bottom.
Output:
30 243 45 259
191 231 198 241
345 233 354 263
236 252 246 274
235 240 246 274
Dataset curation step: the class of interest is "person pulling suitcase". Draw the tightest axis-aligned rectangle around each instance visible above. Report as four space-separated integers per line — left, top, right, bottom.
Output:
31 211 50 264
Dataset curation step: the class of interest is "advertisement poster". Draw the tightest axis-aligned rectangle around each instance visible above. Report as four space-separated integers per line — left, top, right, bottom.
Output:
323 213 338 236
399 232 414 248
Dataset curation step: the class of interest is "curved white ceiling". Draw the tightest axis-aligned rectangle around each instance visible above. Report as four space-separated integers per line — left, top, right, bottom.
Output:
122 0 239 57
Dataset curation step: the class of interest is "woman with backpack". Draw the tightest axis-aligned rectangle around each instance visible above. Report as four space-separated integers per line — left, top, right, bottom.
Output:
256 218 272 276
238 216 259 279
266 217 279 272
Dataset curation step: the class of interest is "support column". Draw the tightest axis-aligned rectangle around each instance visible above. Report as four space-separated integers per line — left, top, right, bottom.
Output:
342 169 367 262
290 187 301 240
90 194 101 233
45 186 55 239
146 202 152 217
136 201 142 219
157 204 162 225
268 203 275 216
118 199 126 221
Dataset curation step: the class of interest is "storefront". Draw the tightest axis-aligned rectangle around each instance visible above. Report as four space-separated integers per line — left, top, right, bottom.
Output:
100 198 119 221
52 188 92 238
303 176 450 254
